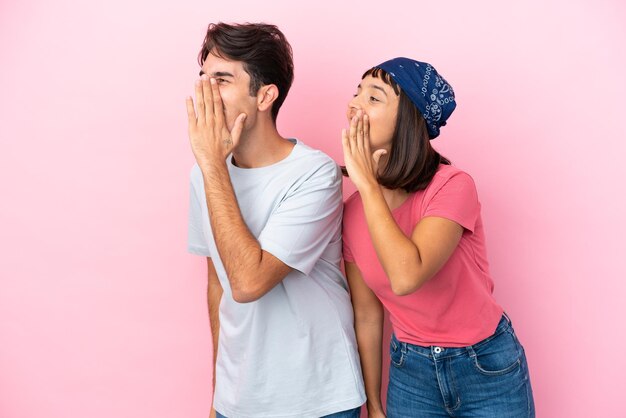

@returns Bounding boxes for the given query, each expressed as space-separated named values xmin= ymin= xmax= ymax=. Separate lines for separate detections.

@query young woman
xmin=341 ymin=57 xmax=535 ymax=417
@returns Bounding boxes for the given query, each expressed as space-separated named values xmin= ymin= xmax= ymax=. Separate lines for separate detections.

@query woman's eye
xmin=369 ymin=96 xmax=380 ymax=102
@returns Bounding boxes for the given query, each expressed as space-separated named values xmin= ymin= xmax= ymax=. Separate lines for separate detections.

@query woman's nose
xmin=347 ymin=97 xmax=360 ymax=119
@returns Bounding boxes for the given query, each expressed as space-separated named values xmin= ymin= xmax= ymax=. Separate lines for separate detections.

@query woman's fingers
xmin=342 ymin=128 xmax=349 ymax=149
xmin=349 ymin=114 xmax=358 ymax=148
xmin=356 ymin=113 xmax=365 ymax=153
xmin=372 ymin=149 xmax=388 ymax=167
xmin=363 ymin=114 xmax=371 ymax=154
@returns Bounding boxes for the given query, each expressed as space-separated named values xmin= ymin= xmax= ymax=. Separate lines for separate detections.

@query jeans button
xmin=434 ymin=347 xmax=443 ymax=354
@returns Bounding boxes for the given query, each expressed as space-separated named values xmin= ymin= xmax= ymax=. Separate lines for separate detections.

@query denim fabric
xmin=215 ymin=406 xmax=360 ymax=418
xmin=321 ymin=406 xmax=361 ymax=417
xmin=387 ymin=314 xmax=535 ymax=417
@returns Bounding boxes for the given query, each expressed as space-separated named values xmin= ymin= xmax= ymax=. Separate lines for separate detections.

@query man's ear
xmin=257 ymin=84 xmax=279 ymax=113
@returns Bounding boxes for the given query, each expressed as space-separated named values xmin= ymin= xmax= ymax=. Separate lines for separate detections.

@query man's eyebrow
xmin=198 ymin=70 xmax=235 ymax=77
xmin=212 ymin=71 xmax=234 ymax=78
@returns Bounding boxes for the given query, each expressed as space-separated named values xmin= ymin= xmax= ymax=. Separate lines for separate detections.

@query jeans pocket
xmin=470 ymin=329 xmax=522 ymax=376
xmin=390 ymin=337 xmax=405 ymax=368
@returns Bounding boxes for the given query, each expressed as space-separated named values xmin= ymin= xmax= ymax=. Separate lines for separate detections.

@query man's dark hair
xmin=343 ymin=67 xmax=451 ymax=193
xmin=198 ymin=22 xmax=294 ymax=123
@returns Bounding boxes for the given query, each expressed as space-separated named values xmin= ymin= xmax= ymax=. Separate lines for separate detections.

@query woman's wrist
xmin=366 ymin=399 xmax=384 ymax=414
xmin=358 ymin=179 xmax=382 ymax=199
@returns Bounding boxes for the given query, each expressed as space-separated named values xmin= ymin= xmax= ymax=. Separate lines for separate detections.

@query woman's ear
xmin=257 ymin=84 xmax=279 ymax=113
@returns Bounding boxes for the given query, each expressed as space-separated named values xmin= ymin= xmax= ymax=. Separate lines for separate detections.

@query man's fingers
xmin=210 ymin=78 xmax=226 ymax=130
xmin=186 ymin=96 xmax=197 ymax=125
xmin=230 ymin=113 xmax=247 ymax=148
xmin=202 ymin=76 xmax=214 ymax=124
xmin=195 ymin=80 xmax=205 ymax=124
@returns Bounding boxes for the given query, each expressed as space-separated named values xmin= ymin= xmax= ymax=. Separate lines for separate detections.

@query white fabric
xmin=188 ymin=139 xmax=365 ymax=418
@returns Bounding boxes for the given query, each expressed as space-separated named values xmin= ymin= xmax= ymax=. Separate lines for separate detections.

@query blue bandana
xmin=377 ymin=57 xmax=456 ymax=139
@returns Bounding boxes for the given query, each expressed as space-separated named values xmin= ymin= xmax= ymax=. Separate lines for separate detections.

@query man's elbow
xmin=230 ymin=276 xmax=267 ymax=303
xmin=231 ymin=285 xmax=262 ymax=303
xmin=229 ymin=267 xmax=289 ymax=303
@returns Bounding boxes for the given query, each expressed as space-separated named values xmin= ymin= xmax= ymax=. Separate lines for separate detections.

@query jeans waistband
xmin=391 ymin=313 xmax=512 ymax=360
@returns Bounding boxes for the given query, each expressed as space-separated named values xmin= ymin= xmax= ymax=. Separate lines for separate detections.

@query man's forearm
xmin=201 ymin=160 xmax=261 ymax=279
xmin=200 ymin=160 xmax=286 ymax=302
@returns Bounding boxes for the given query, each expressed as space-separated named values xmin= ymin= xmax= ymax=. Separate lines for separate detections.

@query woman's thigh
xmin=386 ymin=335 xmax=449 ymax=418
xmin=386 ymin=318 xmax=535 ymax=418
xmin=453 ymin=321 xmax=535 ymax=417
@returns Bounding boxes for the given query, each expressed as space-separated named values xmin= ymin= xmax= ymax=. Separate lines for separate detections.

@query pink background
xmin=1 ymin=0 xmax=625 ymax=417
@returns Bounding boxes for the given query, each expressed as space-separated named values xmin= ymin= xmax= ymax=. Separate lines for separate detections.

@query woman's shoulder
xmin=430 ymin=164 xmax=476 ymax=189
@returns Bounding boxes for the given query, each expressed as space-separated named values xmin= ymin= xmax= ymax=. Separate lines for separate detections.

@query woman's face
xmin=347 ymin=74 xmax=400 ymax=151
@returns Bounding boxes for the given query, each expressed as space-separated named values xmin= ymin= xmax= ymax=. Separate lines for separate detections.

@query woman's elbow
xmin=389 ymin=274 xmax=426 ymax=296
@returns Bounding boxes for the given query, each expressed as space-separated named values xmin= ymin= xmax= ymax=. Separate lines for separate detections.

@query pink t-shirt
xmin=343 ymin=165 xmax=503 ymax=347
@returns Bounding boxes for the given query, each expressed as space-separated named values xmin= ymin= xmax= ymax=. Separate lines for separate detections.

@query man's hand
xmin=186 ymin=75 xmax=247 ymax=166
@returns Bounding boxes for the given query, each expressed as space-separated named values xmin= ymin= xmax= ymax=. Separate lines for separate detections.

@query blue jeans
xmin=387 ymin=314 xmax=534 ymax=417
xmin=215 ymin=406 xmax=360 ymax=418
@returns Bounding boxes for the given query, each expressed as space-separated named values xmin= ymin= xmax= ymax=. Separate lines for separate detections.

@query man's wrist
xmin=199 ymin=156 xmax=228 ymax=176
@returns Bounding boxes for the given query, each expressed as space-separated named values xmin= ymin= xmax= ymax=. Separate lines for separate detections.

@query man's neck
xmin=231 ymin=119 xmax=294 ymax=169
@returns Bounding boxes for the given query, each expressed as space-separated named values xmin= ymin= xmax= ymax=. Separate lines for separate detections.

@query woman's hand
xmin=342 ymin=110 xmax=387 ymax=193
xmin=367 ymin=407 xmax=387 ymax=418
xmin=186 ymin=75 xmax=247 ymax=167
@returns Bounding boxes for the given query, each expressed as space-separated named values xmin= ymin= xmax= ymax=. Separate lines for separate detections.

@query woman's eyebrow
xmin=367 ymin=84 xmax=388 ymax=96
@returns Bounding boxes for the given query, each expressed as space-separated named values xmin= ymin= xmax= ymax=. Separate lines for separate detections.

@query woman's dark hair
xmin=198 ymin=22 xmax=294 ymax=123
xmin=343 ymin=67 xmax=450 ymax=193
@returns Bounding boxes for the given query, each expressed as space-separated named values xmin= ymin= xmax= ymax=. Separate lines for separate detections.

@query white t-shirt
xmin=188 ymin=139 xmax=365 ymax=418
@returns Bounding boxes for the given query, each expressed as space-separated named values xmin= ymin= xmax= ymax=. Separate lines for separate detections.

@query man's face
xmin=200 ymin=51 xmax=257 ymax=132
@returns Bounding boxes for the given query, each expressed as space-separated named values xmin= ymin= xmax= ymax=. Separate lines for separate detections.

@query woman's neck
xmin=380 ymin=187 xmax=410 ymax=211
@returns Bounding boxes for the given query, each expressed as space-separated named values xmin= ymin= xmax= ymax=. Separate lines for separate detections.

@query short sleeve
xmin=258 ymin=161 xmax=343 ymax=275
xmin=187 ymin=167 xmax=212 ymax=257
xmin=422 ymin=172 xmax=480 ymax=233
xmin=342 ymin=196 xmax=358 ymax=263
xmin=342 ymin=239 xmax=355 ymax=263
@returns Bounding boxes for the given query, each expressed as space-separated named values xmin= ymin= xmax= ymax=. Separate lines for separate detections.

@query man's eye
xmin=216 ymin=78 xmax=227 ymax=84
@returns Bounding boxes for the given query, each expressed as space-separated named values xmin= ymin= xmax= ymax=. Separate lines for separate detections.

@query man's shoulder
xmin=290 ymin=141 xmax=339 ymax=177
xmin=291 ymin=140 xmax=337 ymax=168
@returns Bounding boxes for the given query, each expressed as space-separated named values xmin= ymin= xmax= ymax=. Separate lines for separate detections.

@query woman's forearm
xmin=359 ymin=186 xmax=423 ymax=295
xmin=355 ymin=314 xmax=385 ymax=413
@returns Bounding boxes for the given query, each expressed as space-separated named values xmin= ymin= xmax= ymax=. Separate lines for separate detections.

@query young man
xmin=186 ymin=23 xmax=365 ymax=418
